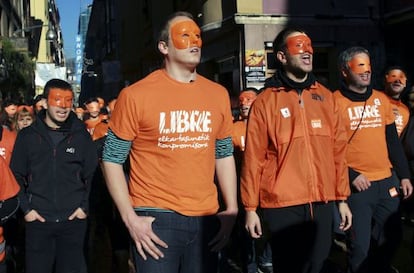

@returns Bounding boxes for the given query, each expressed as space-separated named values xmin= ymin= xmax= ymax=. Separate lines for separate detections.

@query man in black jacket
xmin=10 ymin=78 xmax=98 ymax=273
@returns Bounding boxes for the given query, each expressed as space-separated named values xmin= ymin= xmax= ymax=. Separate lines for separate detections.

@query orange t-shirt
xmin=109 ymin=69 xmax=234 ymax=216
xmin=334 ymin=89 xmax=395 ymax=181
xmin=84 ymin=115 xmax=104 ymax=136
xmin=92 ymin=121 xmax=109 ymax=141
xmin=0 ymin=155 xmax=19 ymax=200
xmin=386 ymin=97 xmax=410 ymax=136
xmin=0 ymin=126 xmax=16 ymax=165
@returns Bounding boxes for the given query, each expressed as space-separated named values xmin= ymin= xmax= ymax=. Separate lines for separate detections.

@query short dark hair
xmin=383 ymin=65 xmax=407 ymax=78
xmin=240 ymin=87 xmax=260 ymax=95
xmin=84 ymin=97 xmax=100 ymax=106
xmin=43 ymin=78 xmax=73 ymax=99
xmin=272 ymin=27 xmax=308 ymax=68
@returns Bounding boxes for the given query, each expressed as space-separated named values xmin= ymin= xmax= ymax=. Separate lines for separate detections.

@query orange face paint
xmin=239 ymin=91 xmax=257 ymax=107
xmin=286 ymin=34 xmax=313 ymax=55
xmin=348 ymin=55 xmax=371 ymax=74
xmin=170 ymin=20 xmax=202 ymax=49
xmin=47 ymin=89 xmax=73 ymax=108
xmin=385 ymin=69 xmax=407 ymax=86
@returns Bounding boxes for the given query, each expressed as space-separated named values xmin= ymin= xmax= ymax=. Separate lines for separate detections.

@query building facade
xmin=80 ymin=0 xmax=414 ymax=103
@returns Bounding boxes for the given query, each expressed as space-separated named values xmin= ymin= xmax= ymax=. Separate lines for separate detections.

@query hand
xmin=209 ymin=209 xmax=238 ymax=252
xmin=69 ymin=207 xmax=87 ymax=220
xmin=24 ymin=209 xmax=45 ymax=222
xmin=245 ymin=210 xmax=262 ymax=239
xmin=400 ymin=178 xmax=413 ymax=199
xmin=125 ymin=213 xmax=168 ymax=261
xmin=352 ymin=174 xmax=371 ymax=192
xmin=337 ymin=202 xmax=352 ymax=231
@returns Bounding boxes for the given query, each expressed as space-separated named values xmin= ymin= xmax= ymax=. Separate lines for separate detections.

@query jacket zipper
xmin=298 ymin=90 xmax=317 ymax=219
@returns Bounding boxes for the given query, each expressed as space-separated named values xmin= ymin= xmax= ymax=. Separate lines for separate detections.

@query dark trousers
xmin=346 ymin=174 xmax=401 ymax=273
xmin=132 ymin=211 xmax=219 ymax=273
xmin=263 ymin=202 xmax=334 ymax=273
xmin=25 ymin=219 xmax=87 ymax=273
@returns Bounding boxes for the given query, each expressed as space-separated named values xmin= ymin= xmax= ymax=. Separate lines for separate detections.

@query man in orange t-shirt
xmin=101 ymin=12 xmax=237 ymax=273
xmin=334 ymin=47 xmax=413 ymax=273
xmin=383 ymin=66 xmax=410 ymax=136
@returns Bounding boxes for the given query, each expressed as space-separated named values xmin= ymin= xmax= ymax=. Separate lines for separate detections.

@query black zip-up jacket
xmin=10 ymin=110 xmax=98 ymax=222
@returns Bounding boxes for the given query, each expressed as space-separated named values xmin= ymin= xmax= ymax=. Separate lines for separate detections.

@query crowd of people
xmin=0 ymin=10 xmax=413 ymax=273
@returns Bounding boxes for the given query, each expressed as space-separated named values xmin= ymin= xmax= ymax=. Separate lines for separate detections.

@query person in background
xmin=14 ymin=105 xmax=35 ymax=132
xmin=0 ymin=116 xmax=18 ymax=273
xmin=0 ymin=156 xmax=20 ymax=273
xmin=84 ymin=97 xmax=105 ymax=136
xmin=228 ymin=87 xmax=273 ymax=273
xmin=74 ymin=106 xmax=85 ymax=121
xmin=0 ymin=100 xmax=18 ymax=131
xmin=383 ymin=66 xmax=414 ymax=230
xmin=6 ymin=104 xmax=35 ymax=271
xmin=10 ymin=78 xmax=98 ymax=273
xmin=32 ymin=95 xmax=47 ymax=114
xmin=87 ymin=96 xmax=131 ymax=273
xmin=334 ymin=46 xmax=413 ymax=273
xmin=383 ymin=66 xmax=410 ymax=136
xmin=241 ymin=27 xmax=352 ymax=273
xmin=101 ymin=11 xmax=238 ymax=273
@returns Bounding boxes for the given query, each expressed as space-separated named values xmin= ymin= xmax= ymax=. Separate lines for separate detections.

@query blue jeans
xmin=132 ymin=210 xmax=220 ymax=273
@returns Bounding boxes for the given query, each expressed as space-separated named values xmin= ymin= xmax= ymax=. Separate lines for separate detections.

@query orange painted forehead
xmin=348 ymin=54 xmax=371 ymax=74
xmin=385 ymin=69 xmax=407 ymax=85
xmin=286 ymin=34 xmax=313 ymax=55
xmin=48 ymin=89 xmax=73 ymax=108
xmin=239 ymin=91 xmax=257 ymax=100
xmin=170 ymin=19 xmax=202 ymax=49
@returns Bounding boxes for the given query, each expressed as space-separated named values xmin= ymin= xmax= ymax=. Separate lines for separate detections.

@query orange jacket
xmin=241 ymin=82 xmax=350 ymax=210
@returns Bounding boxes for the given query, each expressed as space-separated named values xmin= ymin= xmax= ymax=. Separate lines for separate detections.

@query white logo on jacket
xmin=66 ymin=147 xmax=75 ymax=154
xmin=311 ymin=119 xmax=322 ymax=128
xmin=280 ymin=108 xmax=290 ymax=118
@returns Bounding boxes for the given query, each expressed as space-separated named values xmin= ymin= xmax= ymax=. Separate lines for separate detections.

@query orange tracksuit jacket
xmin=241 ymin=83 xmax=350 ymax=211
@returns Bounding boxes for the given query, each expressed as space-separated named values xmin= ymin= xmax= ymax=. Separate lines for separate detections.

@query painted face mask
xmin=286 ymin=34 xmax=313 ymax=55
xmin=47 ymin=89 xmax=73 ymax=108
xmin=170 ymin=20 xmax=202 ymax=49
xmin=239 ymin=91 xmax=257 ymax=107
xmin=385 ymin=69 xmax=407 ymax=86
xmin=348 ymin=56 xmax=371 ymax=74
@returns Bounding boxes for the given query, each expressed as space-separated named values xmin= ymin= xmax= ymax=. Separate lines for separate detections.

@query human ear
xmin=158 ymin=41 xmax=168 ymax=54
xmin=276 ymin=51 xmax=286 ymax=64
